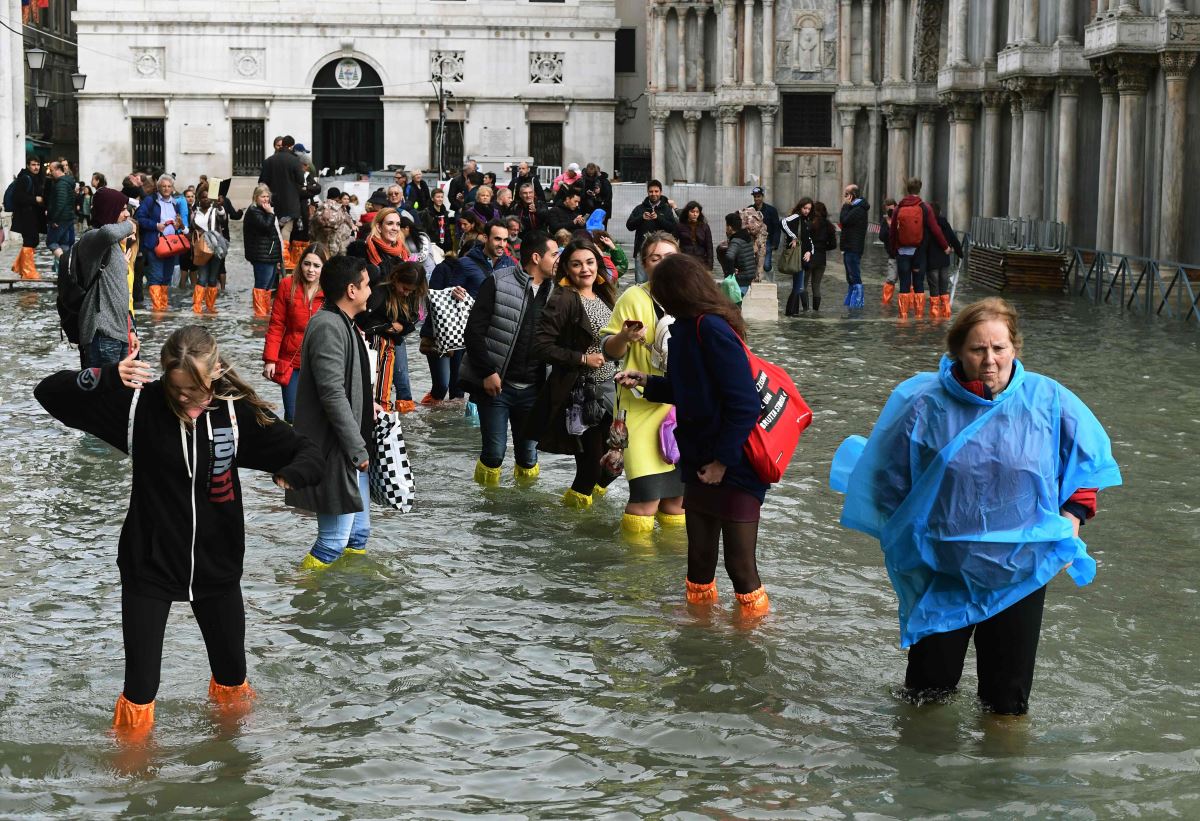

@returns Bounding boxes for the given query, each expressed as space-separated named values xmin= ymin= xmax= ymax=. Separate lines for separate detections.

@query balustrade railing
xmin=1065 ymin=249 xmax=1200 ymax=326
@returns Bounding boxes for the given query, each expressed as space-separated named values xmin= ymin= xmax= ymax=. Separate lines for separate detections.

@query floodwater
xmin=1 ymin=240 xmax=1197 ymax=818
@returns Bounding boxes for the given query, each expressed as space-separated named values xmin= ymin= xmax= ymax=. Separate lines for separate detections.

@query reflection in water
xmin=1 ymin=243 xmax=1198 ymax=816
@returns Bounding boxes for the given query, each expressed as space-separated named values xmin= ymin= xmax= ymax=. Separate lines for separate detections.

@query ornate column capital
xmin=917 ymin=105 xmax=941 ymax=125
xmin=1014 ymin=77 xmax=1054 ymax=111
xmin=882 ymin=104 xmax=915 ymax=129
xmin=718 ymin=105 xmax=743 ymax=124
xmin=1160 ymin=51 xmax=1199 ymax=81
xmin=981 ymin=90 xmax=1007 ymax=111
xmin=1057 ymin=77 xmax=1083 ymax=97
xmin=1112 ymin=54 xmax=1157 ymax=95
xmin=940 ymin=92 xmax=979 ymax=122
xmin=759 ymin=104 xmax=779 ymax=124
xmin=838 ymin=106 xmax=860 ymax=127
xmin=1090 ymin=58 xmax=1118 ymax=94
xmin=650 ymin=109 xmax=671 ymax=128
xmin=682 ymin=109 xmax=703 ymax=123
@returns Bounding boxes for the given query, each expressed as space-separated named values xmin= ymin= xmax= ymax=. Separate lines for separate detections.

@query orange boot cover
xmin=20 ymin=247 xmax=41 ymax=280
xmin=735 ymin=586 xmax=770 ymax=615
xmin=881 ymin=281 xmax=895 ymax=306
xmin=209 ymin=677 xmax=256 ymax=710
xmin=287 ymin=240 xmax=307 ymax=273
xmin=192 ymin=285 xmax=205 ymax=314
xmin=112 ymin=693 xmax=155 ymax=743
xmin=252 ymin=288 xmax=271 ymax=318
xmin=149 ymin=284 xmax=170 ymax=312
xmin=686 ymin=579 xmax=718 ymax=605
xmin=940 ymin=294 xmax=952 ymax=318
xmin=897 ymin=292 xmax=911 ymax=319
xmin=915 ymin=292 xmax=927 ymax=318
xmin=928 ymin=293 xmax=941 ymax=319
xmin=204 ymin=286 xmax=219 ymax=314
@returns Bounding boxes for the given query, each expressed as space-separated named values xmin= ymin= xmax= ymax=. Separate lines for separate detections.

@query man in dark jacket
xmin=458 ymin=219 xmax=518 ymax=295
xmin=258 ymin=135 xmax=305 ymax=250
xmin=548 ymin=191 xmax=587 ymax=235
xmin=460 ymin=231 xmax=558 ymax=486
xmin=513 ymin=182 xmax=550 ymax=238
xmin=579 ymin=162 xmax=613 ymax=227
xmin=838 ymin=183 xmax=870 ymax=308
xmin=45 ymin=160 xmax=78 ymax=273
xmin=448 ymin=159 xmax=477 ymax=210
xmin=508 ymin=161 xmax=546 ymax=203
xmin=625 ymin=179 xmax=678 ymax=283
xmin=718 ymin=212 xmax=758 ymax=296
xmin=749 ymin=187 xmax=782 ymax=273
xmin=422 ymin=188 xmax=456 ymax=254
xmin=8 ymin=156 xmax=44 ymax=279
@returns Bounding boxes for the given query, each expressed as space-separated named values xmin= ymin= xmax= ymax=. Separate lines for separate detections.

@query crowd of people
xmin=11 ymin=140 xmax=1117 ymax=746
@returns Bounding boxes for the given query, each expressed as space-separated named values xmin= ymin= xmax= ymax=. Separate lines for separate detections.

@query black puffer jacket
xmin=839 ymin=198 xmax=870 ymax=254
xmin=719 ymin=230 xmax=758 ymax=288
xmin=243 ymin=205 xmax=282 ymax=264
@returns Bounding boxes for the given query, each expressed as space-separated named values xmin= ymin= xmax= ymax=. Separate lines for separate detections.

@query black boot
xmin=799 ymin=292 xmax=810 ymax=311
xmin=785 ymin=293 xmax=800 ymax=316
xmin=812 ymin=296 xmax=821 ymax=312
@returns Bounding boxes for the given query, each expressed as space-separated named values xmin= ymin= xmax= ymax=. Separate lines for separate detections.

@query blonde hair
xmin=252 ymin=183 xmax=272 ymax=204
xmin=369 ymin=207 xmax=405 ymax=243
xmin=639 ymin=230 xmax=680 ymax=264
xmin=946 ymin=297 xmax=1023 ymax=360
xmin=161 ymin=325 xmax=275 ymax=427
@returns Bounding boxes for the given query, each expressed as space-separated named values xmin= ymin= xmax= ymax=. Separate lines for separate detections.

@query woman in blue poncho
xmin=831 ymin=298 xmax=1121 ymax=714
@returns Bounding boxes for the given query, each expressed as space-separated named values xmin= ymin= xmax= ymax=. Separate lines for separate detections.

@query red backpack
xmin=697 ymin=317 xmax=812 ymax=483
xmin=895 ymin=201 xmax=926 ymax=247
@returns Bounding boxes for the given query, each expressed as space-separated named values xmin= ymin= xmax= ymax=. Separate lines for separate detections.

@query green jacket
xmin=47 ymin=174 xmax=76 ymax=224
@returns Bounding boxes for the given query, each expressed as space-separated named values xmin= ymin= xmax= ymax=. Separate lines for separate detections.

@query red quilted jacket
xmin=262 ymin=276 xmax=325 ymax=385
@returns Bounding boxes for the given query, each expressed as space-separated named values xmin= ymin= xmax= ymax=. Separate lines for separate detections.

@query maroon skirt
xmin=683 ymin=481 xmax=762 ymax=523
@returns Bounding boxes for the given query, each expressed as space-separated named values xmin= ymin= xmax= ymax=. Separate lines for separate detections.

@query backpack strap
xmin=127 ymin=388 xmax=142 ymax=456
xmin=226 ymin=398 xmax=239 ymax=456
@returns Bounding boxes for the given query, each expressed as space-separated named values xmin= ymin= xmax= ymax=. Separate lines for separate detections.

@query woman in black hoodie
xmin=35 ymin=325 xmax=322 ymax=742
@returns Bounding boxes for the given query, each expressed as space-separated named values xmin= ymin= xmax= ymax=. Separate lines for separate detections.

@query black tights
xmin=121 ymin=585 xmax=247 ymax=705
xmin=903 ymin=585 xmax=1046 ymax=715
xmin=684 ymin=511 xmax=762 ymax=594
xmin=570 ymin=420 xmax=616 ymax=495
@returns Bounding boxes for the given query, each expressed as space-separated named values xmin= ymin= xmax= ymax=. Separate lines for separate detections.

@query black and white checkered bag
xmin=369 ymin=411 xmax=415 ymax=512
xmin=426 ymin=288 xmax=473 ymax=356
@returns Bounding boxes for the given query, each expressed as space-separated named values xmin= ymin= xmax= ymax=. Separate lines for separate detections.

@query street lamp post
xmin=71 ymin=72 xmax=86 ymax=93
xmin=25 ymin=46 xmax=49 ymax=138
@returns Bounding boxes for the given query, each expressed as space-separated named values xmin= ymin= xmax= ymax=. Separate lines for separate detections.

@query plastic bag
xmin=721 ymin=274 xmax=743 ymax=305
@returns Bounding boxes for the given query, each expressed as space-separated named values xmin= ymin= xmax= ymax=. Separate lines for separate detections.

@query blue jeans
xmin=280 ymin=369 xmax=300 ymax=424
xmin=146 ymin=253 xmax=178 ymax=286
xmin=764 ymin=244 xmax=775 ymax=273
xmin=310 ymin=469 xmax=371 ymax=564
xmin=843 ymin=251 xmax=863 ymax=287
xmin=426 ymin=349 xmax=465 ymax=400
xmin=197 ymin=256 xmax=221 ymax=287
xmin=252 ymin=262 xmax=278 ymax=290
xmin=896 ymin=253 xmax=924 ymax=293
xmin=392 ymin=336 xmax=412 ymax=402
xmin=47 ymin=222 xmax=76 ymax=253
xmin=790 ymin=269 xmax=807 ymax=296
xmin=85 ymin=333 xmax=128 ymax=368
xmin=474 ymin=382 xmax=539 ymax=470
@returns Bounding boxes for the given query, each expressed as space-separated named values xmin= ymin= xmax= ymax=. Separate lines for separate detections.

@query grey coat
xmin=285 ymin=307 xmax=370 ymax=515
xmin=78 ymin=221 xmax=135 ymax=347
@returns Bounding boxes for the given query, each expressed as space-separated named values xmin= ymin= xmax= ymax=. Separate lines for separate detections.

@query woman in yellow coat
xmin=601 ymin=231 xmax=686 ymax=535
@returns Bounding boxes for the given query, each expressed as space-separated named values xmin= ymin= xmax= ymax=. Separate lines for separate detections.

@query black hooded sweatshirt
xmin=35 ymin=364 xmax=323 ymax=601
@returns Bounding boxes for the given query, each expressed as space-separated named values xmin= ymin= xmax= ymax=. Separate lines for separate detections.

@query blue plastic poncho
xmin=831 ymin=355 xmax=1122 ymax=648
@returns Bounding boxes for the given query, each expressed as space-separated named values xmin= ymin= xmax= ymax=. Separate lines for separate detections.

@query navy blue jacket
xmin=644 ymin=314 xmax=767 ymax=501
xmin=755 ymin=202 xmax=782 ymax=249
xmin=458 ymin=243 xmax=517 ymax=299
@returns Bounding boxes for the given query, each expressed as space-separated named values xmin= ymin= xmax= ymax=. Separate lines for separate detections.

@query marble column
xmin=763 ymin=0 xmax=776 ymax=83
xmin=948 ymin=94 xmax=978 ymax=233
xmin=761 ymin=105 xmax=778 ymax=189
xmin=651 ymin=110 xmax=669 ymax=183
xmin=867 ymin=107 xmax=882 ymax=207
xmin=1007 ymin=90 xmax=1023 ymax=216
xmin=1056 ymin=0 xmax=1075 ymax=44
xmin=1116 ymin=0 xmax=1138 ymax=15
xmin=1022 ymin=0 xmax=1039 ymax=44
xmin=1054 ymin=79 xmax=1080 ymax=241
xmin=885 ymin=0 xmax=904 ymax=82
xmin=917 ymin=107 xmax=937 ymax=196
xmin=647 ymin=6 xmax=658 ymax=89
xmin=839 ymin=107 xmax=859 ymax=184
xmin=983 ymin=0 xmax=998 ymax=65
xmin=884 ymin=105 xmax=915 ymax=198
xmin=677 ymin=9 xmax=687 ymax=91
xmin=656 ymin=9 xmax=668 ymax=94
xmin=1018 ymin=78 xmax=1052 ymax=219
xmin=839 ymin=0 xmax=853 ymax=84
xmin=696 ymin=13 xmax=706 ymax=90
xmin=980 ymin=91 xmax=1005 ymax=217
xmin=1006 ymin=0 xmax=1019 ymax=45
xmin=862 ymin=0 xmax=874 ymax=83
xmin=1112 ymin=55 xmax=1154 ymax=256
xmin=742 ymin=0 xmax=755 ymax=84
xmin=720 ymin=105 xmax=742 ymax=185
xmin=720 ymin=1 xmax=736 ymax=86
xmin=949 ymin=0 xmax=969 ymax=66
xmin=1159 ymin=52 xmax=1196 ymax=261
xmin=683 ymin=110 xmax=702 ymax=182
xmin=1094 ymin=61 xmax=1118 ymax=251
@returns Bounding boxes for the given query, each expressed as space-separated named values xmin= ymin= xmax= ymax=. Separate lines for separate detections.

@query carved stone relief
xmin=792 ymin=11 xmax=824 ymax=73
xmin=132 ymin=47 xmax=164 ymax=80
xmin=431 ymin=51 xmax=465 ymax=83
xmin=912 ymin=0 xmax=943 ymax=83
xmin=529 ymin=52 xmax=564 ymax=84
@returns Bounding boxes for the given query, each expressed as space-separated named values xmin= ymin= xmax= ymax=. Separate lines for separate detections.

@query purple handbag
xmin=658 ymin=406 xmax=680 ymax=465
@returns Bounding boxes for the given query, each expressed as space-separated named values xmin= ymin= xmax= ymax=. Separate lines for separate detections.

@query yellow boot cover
xmin=474 ymin=459 xmax=502 ymax=486
xmin=513 ymin=462 xmax=540 ymax=483
xmin=620 ymin=513 xmax=656 ymax=534
xmin=562 ymin=488 xmax=593 ymax=509
xmin=299 ymin=552 xmax=332 ymax=571
xmin=113 ymin=693 xmax=155 ymax=742
xmin=209 ymin=677 xmax=256 ymax=707
xmin=686 ymin=579 xmax=718 ymax=604
xmin=343 ymin=546 xmax=367 ymax=555
xmin=656 ymin=511 xmax=686 ymax=528
xmin=735 ymin=586 xmax=770 ymax=615
xmin=591 ymin=484 xmax=608 ymax=497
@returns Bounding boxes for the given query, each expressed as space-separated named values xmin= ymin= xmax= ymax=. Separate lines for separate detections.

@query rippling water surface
xmin=1 ymin=244 xmax=1197 ymax=818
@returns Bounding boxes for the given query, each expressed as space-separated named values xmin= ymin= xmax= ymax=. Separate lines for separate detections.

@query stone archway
xmin=312 ymin=57 xmax=384 ymax=172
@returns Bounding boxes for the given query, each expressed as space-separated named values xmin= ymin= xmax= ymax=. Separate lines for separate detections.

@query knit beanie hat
xmin=91 ymin=187 xmax=129 ymax=227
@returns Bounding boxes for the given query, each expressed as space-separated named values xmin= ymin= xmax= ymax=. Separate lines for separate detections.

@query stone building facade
xmin=72 ymin=0 xmax=619 ymax=182
xmin=645 ymin=0 xmax=1200 ymax=262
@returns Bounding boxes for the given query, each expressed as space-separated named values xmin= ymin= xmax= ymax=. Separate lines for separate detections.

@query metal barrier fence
xmin=970 ymin=216 xmax=1068 ymax=254
xmin=1066 ymin=249 xmax=1200 ymax=326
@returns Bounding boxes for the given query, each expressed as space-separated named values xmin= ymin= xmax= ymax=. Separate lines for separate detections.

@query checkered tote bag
xmin=369 ymin=411 xmax=415 ymax=512
xmin=426 ymin=288 xmax=473 ymax=355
